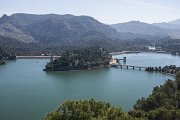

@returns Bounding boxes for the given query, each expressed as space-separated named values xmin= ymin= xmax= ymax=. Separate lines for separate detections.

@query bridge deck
xmin=111 ymin=64 xmax=147 ymax=70
xmin=118 ymin=64 xmax=147 ymax=68
xmin=16 ymin=56 xmax=61 ymax=59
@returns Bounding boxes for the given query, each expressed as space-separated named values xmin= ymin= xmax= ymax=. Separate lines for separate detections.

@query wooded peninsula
xmin=44 ymin=47 xmax=112 ymax=71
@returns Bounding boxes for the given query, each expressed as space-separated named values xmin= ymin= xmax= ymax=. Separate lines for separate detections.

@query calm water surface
xmin=0 ymin=53 xmax=179 ymax=120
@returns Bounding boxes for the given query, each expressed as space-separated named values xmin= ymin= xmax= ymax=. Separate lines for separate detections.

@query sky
xmin=0 ymin=0 xmax=180 ymax=24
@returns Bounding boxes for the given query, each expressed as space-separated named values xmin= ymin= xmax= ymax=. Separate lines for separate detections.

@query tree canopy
xmin=0 ymin=47 xmax=16 ymax=65
xmin=44 ymin=47 xmax=112 ymax=71
xmin=44 ymin=99 xmax=144 ymax=120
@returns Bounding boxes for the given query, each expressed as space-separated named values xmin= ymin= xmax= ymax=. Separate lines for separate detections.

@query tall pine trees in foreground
xmin=44 ymin=99 xmax=143 ymax=120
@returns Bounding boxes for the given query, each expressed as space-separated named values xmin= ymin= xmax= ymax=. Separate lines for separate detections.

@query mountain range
xmin=153 ymin=20 xmax=180 ymax=39
xmin=112 ymin=19 xmax=180 ymax=39
xmin=0 ymin=13 xmax=180 ymax=54
xmin=111 ymin=21 xmax=167 ymax=37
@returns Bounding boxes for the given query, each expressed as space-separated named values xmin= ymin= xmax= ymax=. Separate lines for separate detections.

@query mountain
xmin=153 ymin=22 xmax=180 ymax=30
xmin=0 ymin=13 xmax=155 ymax=54
xmin=111 ymin=21 xmax=168 ymax=38
xmin=169 ymin=19 xmax=180 ymax=25
xmin=0 ymin=13 xmax=122 ymax=44
xmin=0 ymin=13 xmax=124 ymax=54
xmin=0 ymin=14 xmax=36 ymax=42
xmin=0 ymin=35 xmax=44 ymax=55
xmin=153 ymin=22 xmax=180 ymax=39
xmin=2 ymin=13 xmax=179 ymax=55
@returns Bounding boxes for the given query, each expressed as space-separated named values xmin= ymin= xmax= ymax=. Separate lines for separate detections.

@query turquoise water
xmin=114 ymin=52 xmax=180 ymax=67
xmin=0 ymin=53 xmax=179 ymax=120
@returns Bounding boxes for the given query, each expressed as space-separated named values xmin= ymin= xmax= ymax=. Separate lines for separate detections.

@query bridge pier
xmin=123 ymin=57 xmax=126 ymax=63
xmin=120 ymin=65 xmax=122 ymax=68
xmin=112 ymin=63 xmax=146 ymax=71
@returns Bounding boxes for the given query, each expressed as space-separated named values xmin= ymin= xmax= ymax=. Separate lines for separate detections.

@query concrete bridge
xmin=16 ymin=56 xmax=61 ymax=59
xmin=117 ymin=64 xmax=147 ymax=70
xmin=110 ymin=57 xmax=147 ymax=70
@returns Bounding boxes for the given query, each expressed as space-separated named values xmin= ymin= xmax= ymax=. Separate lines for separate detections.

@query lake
xmin=0 ymin=52 xmax=179 ymax=120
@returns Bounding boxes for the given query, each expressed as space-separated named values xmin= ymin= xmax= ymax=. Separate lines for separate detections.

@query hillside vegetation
xmin=0 ymin=13 xmax=176 ymax=55
xmin=0 ymin=47 xmax=16 ymax=65
xmin=157 ymin=39 xmax=180 ymax=54
xmin=44 ymin=47 xmax=112 ymax=71
xmin=44 ymin=99 xmax=144 ymax=120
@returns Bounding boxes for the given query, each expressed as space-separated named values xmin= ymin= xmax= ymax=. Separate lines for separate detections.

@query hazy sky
xmin=0 ymin=0 xmax=180 ymax=24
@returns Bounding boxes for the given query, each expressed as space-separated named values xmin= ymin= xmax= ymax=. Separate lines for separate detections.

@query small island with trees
xmin=44 ymin=47 xmax=112 ymax=71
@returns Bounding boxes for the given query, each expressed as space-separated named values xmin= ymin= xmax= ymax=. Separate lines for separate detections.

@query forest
xmin=157 ymin=39 xmax=180 ymax=55
xmin=44 ymin=47 xmax=112 ymax=71
xmin=0 ymin=47 xmax=16 ymax=65
xmin=145 ymin=65 xmax=180 ymax=75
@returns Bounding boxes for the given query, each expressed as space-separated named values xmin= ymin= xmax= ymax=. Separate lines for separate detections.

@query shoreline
xmin=0 ymin=61 xmax=6 ymax=65
xmin=109 ymin=51 xmax=140 ymax=55
xmin=111 ymin=51 xmax=179 ymax=56
xmin=16 ymin=55 xmax=61 ymax=59
xmin=15 ymin=51 xmax=179 ymax=59
xmin=148 ymin=71 xmax=176 ymax=77
xmin=43 ymin=65 xmax=111 ymax=72
xmin=44 ymin=67 xmax=111 ymax=72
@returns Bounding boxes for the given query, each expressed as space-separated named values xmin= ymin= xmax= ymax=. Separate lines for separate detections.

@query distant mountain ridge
xmin=0 ymin=13 xmax=122 ymax=44
xmin=111 ymin=21 xmax=168 ymax=38
xmin=0 ymin=13 xmax=180 ymax=55
xmin=0 ymin=13 xmax=158 ymax=54
xmin=0 ymin=13 xmax=174 ymax=45
xmin=0 ymin=14 xmax=36 ymax=42
xmin=169 ymin=19 xmax=180 ymax=25
xmin=153 ymin=20 xmax=180 ymax=39
xmin=112 ymin=20 xmax=180 ymax=39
